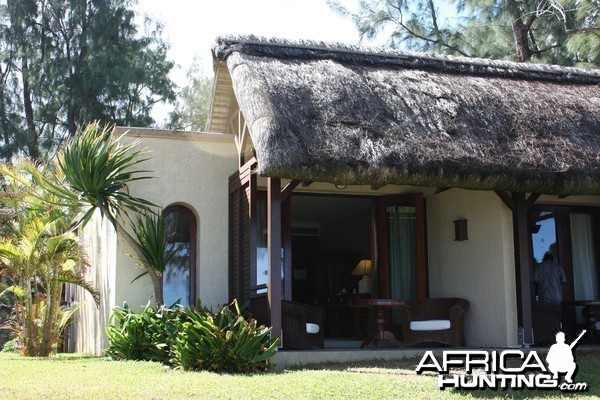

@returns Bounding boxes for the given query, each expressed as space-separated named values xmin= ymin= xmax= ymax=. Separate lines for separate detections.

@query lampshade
xmin=352 ymin=259 xmax=373 ymax=276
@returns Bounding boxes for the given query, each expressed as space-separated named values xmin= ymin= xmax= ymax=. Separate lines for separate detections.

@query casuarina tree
xmin=0 ymin=0 xmax=176 ymax=161
xmin=329 ymin=0 xmax=600 ymax=66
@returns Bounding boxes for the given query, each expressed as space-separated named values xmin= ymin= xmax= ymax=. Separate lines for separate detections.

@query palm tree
xmin=0 ymin=162 xmax=99 ymax=356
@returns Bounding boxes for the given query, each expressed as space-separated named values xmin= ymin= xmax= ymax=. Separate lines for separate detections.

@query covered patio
xmin=207 ymin=36 xmax=600 ymax=349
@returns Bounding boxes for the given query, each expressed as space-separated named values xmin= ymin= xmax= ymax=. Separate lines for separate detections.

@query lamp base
xmin=358 ymin=276 xmax=372 ymax=294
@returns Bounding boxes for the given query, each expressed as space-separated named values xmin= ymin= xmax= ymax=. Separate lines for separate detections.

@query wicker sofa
xmin=281 ymin=300 xmax=325 ymax=349
xmin=396 ymin=298 xmax=469 ymax=347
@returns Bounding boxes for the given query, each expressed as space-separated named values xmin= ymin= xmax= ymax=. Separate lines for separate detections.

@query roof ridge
xmin=213 ymin=35 xmax=600 ymax=83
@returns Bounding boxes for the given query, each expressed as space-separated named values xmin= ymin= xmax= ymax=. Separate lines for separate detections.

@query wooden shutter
xmin=228 ymin=158 xmax=257 ymax=304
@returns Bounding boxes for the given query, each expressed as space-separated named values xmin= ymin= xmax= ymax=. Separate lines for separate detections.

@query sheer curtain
xmin=570 ymin=214 xmax=599 ymax=301
xmin=570 ymin=214 xmax=599 ymax=324
xmin=388 ymin=205 xmax=416 ymax=300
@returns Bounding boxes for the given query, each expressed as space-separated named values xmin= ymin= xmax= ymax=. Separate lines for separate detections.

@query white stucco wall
xmin=113 ymin=130 xmax=238 ymax=311
xmin=427 ymin=189 xmax=518 ymax=347
xmin=72 ymin=210 xmax=117 ymax=353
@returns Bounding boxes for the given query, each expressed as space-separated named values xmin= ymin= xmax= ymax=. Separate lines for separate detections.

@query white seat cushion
xmin=306 ymin=323 xmax=320 ymax=334
xmin=410 ymin=319 xmax=451 ymax=331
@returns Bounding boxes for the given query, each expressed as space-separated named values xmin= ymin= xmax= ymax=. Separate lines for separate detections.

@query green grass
xmin=0 ymin=350 xmax=599 ymax=399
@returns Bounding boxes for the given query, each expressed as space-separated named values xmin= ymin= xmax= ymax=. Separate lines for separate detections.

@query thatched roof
xmin=212 ymin=36 xmax=600 ymax=195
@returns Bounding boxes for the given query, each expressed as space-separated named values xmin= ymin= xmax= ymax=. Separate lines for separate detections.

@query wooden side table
xmin=350 ymin=299 xmax=408 ymax=348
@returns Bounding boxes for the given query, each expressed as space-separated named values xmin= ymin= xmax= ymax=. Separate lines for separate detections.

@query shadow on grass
xmin=286 ymin=356 xmax=422 ymax=372
xmin=0 ymin=352 xmax=104 ymax=362
xmin=452 ymin=350 xmax=600 ymax=399
xmin=287 ymin=350 xmax=600 ymax=398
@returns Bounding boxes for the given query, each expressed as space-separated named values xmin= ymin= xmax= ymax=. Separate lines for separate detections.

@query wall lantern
xmin=453 ymin=219 xmax=468 ymax=241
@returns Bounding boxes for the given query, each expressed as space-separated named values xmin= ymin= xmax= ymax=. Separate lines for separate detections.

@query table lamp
xmin=352 ymin=259 xmax=373 ymax=294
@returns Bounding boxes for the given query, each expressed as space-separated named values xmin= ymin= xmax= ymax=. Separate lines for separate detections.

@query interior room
xmin=290 ymin=194 xmax=373 ymax=339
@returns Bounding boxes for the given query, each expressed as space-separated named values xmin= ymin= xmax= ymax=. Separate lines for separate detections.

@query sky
xmin=135 ymin=0 xmax=364 ymax=85
xmin=133 ymin=0 xmax=367 ymax=122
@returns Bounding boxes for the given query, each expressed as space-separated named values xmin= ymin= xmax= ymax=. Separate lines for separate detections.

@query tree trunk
xmin=505 ymin=0 xmax=533 ymax=62
xmin=147 ymin=268 xmax=164 ymax=305
xmin=21 ymin=57 xmax=40 ymax=160
xmin=40 ymin=271 xmax=62 ymax=356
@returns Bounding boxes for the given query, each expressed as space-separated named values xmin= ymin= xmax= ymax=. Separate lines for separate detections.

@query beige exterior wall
xmin=427 ymin=189 xmax=518 ymax=347
xmin=73 ymin=129 xmax=237 ymax=353
xmin=115 ymin=129 xmax=238 ymax=311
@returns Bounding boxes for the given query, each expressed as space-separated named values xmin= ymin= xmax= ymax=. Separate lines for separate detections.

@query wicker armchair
xmin=281 ymin=300 xmax=325 ymax=349
xmin=396 ymin=298 xmax=469 ymax=347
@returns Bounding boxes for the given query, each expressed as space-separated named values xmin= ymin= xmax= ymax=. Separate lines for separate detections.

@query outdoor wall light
xmin=334 ymin=184 xmax=347 ymax=190
xmin=453 ymin=219 xmax=468 ymax=241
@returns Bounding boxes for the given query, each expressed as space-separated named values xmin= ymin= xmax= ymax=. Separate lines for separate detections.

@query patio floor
xmin=272 ymin=339 xmax=444 ymax=369
xmin=272 ymin=338 xmax=600 ymax=370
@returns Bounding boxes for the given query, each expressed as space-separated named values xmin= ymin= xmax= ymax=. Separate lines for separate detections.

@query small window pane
xmin=163 ymin=209 xmax=193 ymax=306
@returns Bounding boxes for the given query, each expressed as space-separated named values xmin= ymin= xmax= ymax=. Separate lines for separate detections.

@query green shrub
xmin=105 ymin=300 xmax=279 ymax=373
xmin=171 ymin=300 xmax=279 ymax=373
xmin=1 ymin=338 xmax=20 ymax=353
xmin=105 ymin=303 xmax=185 ymax=363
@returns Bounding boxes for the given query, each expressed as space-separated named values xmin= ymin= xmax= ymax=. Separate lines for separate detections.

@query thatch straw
xmin=213 ymin=36 xmax=600 ymax=195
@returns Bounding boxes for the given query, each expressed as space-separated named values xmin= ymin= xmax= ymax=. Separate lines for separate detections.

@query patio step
xmin=272 ymin=347 xmax=429 ymax=370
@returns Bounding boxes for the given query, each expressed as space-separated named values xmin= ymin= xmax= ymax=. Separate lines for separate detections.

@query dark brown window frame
xmin=163 ymin=204 xmax=198 ymax=305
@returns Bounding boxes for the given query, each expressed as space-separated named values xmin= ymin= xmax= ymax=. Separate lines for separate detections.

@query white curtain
xmin=570 ymin=214 xmax=599 ymax=301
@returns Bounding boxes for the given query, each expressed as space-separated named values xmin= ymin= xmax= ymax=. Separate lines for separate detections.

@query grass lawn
xmin=1 ymin=350 xmax=599 ymax=399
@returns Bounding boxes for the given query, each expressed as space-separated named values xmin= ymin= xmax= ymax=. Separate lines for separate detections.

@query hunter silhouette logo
xmin=546 ymin=330 xmax=585 ymax=384
xmin=416 ymin=330 xmax=588 ymax=392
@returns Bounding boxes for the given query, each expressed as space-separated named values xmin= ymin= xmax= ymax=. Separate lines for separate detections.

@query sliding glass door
xmin=530 ymin=206 xmax=600 ymax=330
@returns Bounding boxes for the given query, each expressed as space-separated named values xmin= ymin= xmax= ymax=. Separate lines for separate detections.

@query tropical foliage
xmin=104 ymin=302 xmax=182 ymax=363
xmin=105 ymin=300 xmax=279 ymax=373
xmin=329 ymin=0 xmax=600 ymax=66
xmin=56 ymin=122 xmax=154 ymax=229
xmin=129 ymin=212 xmax=176 ymax=305
xmin=0 ymin=121 xmax=171 ymax=355
xmin=0 ymin=161 xmax=98 ymax=356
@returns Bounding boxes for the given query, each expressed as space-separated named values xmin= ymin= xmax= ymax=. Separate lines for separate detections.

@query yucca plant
xmin=56 ymin=121 xmax=154 ymax=228
xmin=129 ymin=212 xmax=176 ymax=305
xmin=54 ymin=122 xmax=166 ymax=303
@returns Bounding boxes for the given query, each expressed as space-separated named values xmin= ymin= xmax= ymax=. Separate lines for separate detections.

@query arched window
xmin=163 ymin=205 xmax=197 ymax=306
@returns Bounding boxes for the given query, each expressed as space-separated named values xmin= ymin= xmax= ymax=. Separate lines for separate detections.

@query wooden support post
xmin=496 ymin=191 xmax=539 ymax=346
xmin=513 ymin=192 xmax=534 ymax=345
xmin=267 ymin=177 xmax=282 ymax=342
xmin=283 ymin=196 xmax=292 ymax=301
